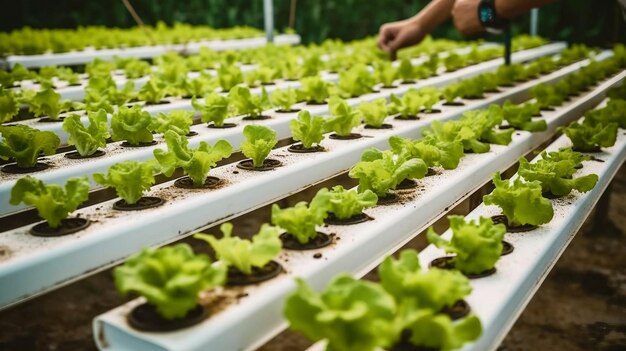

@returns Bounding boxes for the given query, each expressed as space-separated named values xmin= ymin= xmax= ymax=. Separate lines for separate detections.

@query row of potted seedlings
xmin=84 ymin=52 xmax=626 ymax=346
xmin=5 ymin=49 xmax=623 ymax=237
xmin=0 ymin=43 xmax=594 ymax=179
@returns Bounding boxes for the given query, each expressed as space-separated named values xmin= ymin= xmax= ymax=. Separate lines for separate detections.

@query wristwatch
xmin=478 ymin=0 xmax=508 ymax=34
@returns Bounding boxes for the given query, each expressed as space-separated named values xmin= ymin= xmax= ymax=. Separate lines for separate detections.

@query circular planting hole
xmin=30 ymin=218 xmax=90 ymax=237
xmin=288 ymin=144 xmax=325 ymax=153
xmin=128 ymin=303 xmax=207 ymax=332
xmin=2 ymin=162 xmax=49 ymax=174
xmin=113 ymin=197 xmax=165 ymax=211
xmin=490 ymin=215 xmax=537 ymax=233
xmin=429 ymin=256 xmax=496 ymax=279
xmin=226 ymin=261 xmax=283 ymax=286
xmin=324 ymin=212 xmax=371 ymax=226
xmin=174 ymin=176 xmax=222 ymax=190
xmin=280 ymin=232 xmax=332 ymax=250
xmin=237 ymin=159 xmax=282 ymax=171
xmin=65 ymin=149 xmax=106 ymax=159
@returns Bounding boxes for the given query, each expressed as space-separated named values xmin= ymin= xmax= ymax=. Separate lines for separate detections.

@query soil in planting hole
xmin=144 ymin=100 xmax=170 ymax=106
xmin=324 ymin=212 xmax=372 ymax=225
xmin=429 ymin=256 xmax=497 ymax=279
xmin=186 ymin=131 xmax=198 ymax=137
xmin=329 ymin=133 xmax=362 ymax=140
xmin=426 ymin=168 xmax=438 ymax=177
xmin=242 ymin=115 xmax=271 ymax=121
xmin=113 ymin=197 xmax=165 ymax=211
xmin=501 ymin=240 xmax=515 ymax=256
xmin=377 ymin=193 xmax=400 ymax=205
xmin=280 ymin=232 xmax=332 ymax=250
xmin=396 ymin=179 xmax=418 ymax=190
xmin=121 ymin=140 xmax=158 ymax=147
xmin=30 ymin=218 xmax=90 ymax=237
xmin=574 ymin=146 xmax=602 ymax=153
xmin=491 ymin=215 xmax=537 ymax=233
xmin=306 ymin=100 xmax=327 ymax=106
xmin=127 ymin=303 xmax=207 ymax=332
xmin=389 ymin=330 xmax=439 ymax=351
xmin=287 ymin=144 xmax=325 ymax=153
xmin=421 ymin=108 xmax=442 ymax=114
xmin=401 ymin=80 xmax=416 ymax=85
xmin=394 ymin=115 xmax=420 ymax=121
xmin=174 ymin=176 xmax=222 ymax=190
xmin=441 ymin=299 xmax=471 ymax=320
xmin=590 ymin=156 xmax=605 ymax=163
xmin=38 ymin=117 xmax=65 ymax=123
xmin=208 ymin=122 xmax=237 ymax=129
xmin=2 ymin=162 xmax=49 ymax=174
xmin=226 ymin=261 xmax=282 ymax=286
xmin=64 ymin=149 xmax=106 ymax=160
xmin=381 ymin=85 xmax=397 ymax=89
xmin=276 ymin=108 xmax=301 ymax=113
xmin=443 ymin=101 xmax=465 ymax=106
xmin=364 ymin=123 xmax=393 ymax=129
xmin=237 ymin=159 xmax=282 ymax=171
xmin=543 ymin=191 xmax=565 ymax=200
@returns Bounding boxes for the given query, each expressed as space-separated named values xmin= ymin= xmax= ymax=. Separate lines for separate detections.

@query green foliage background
xmin=1 ymin=0 xmax=624 ymax=45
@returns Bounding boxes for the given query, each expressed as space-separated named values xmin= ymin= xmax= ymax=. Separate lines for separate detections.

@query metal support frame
xmin=263 ymin=0 xmax=274 ymax=43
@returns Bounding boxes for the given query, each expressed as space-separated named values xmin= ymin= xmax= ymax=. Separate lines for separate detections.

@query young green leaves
xmin=62 ymin=109 xmax=110 ymax=157
xmin=10 ymin=176 xmax=90 ymax=228
xmin=270 ymin=88 xmax=299 ymax=112
xmin=28 ymin=87 xmax=75 ymax=120
xmin=154 ymin=131 xmax=232 ymax=186
xmin=349 ymin=148 xmax=428 ymax=197
xmin=93 ymin=160 xmax=159 ymax=205
xmin=337 ymin=64 xmax=376 ymax=98
xmin=559 ymin=121 xmax=618 ymax=152
xmin=426 ymin=216 xmax=506 ymax=274
xmin=299 ymin=76 xmax=330 ymax=104
xmin=194 ymin=223 xmax=281 ymax=275
xmin=152 ymin=110 xmax=194 ymax=136
xmin=518 ymin=156 xmax=598 ymax=197
xmin=501 ymin=101 xmax=547 ymax=132
xmin=0 ymin=125 xmax=60 ymax=168
xmin=358 ymin=98 xmax=389 ymax=128
xmin=0 ymin=88 xmax=19 ymax=123
xmin=114 ymin=244 xmax=226 ymax=319
xmin=271 ymin=201 xmax=326 ymax=244
xmin=311 ymin=185 xmax=378 ymax=220
xmin=483 ymin=172 xmax=554 ymax=227
xmin=229 ymin=86 xmax=270 ymax=119
xmin=240 ymin=125 xmax=277 ymax=168
xmin=191 ymin=93 xmax=230 ymax=127
xmin=324 ymin=96 xmax=362 ymax=137
xmin=110 ymin=105 xmax=154 ymax=145
xmin=290 ymin=110 xmax=325 ymax=149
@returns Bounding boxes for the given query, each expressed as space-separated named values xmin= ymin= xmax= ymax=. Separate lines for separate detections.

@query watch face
xmin=480 ymin=7 xmax=494 ymax=23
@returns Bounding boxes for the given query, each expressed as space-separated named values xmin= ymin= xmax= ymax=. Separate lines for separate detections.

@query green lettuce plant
xmin=310 ymin=185 xmax=378 ymax=220
xmin=93 ymin=160 xmax=159 ymax=205
xmin=137 ymin=78 xmax=167 ymax=104
xmin=110 ymin=105 xmax=155 ymax=145
xmin=290 ymin=110 xmax=325 ymax=149
xmin=349 ymin=148 xmax=428 ymax=197
xmin=483 ymin=172 xmax=554 ymax=227
xmin=397 ymin=58 xmax=415 ymax=83
xmin=530 ymin=84 xmax=564 ymax=109
xmin=373 ymin=61 xmax=397 ymax=87
xmin=62 ymin=109 xmax=110 ymax=157
xmin=270 ymin=88 xmax=299 ymax=112
xmin=426 ymin=216 xmax=505 ymax=274
xmin=154 ymin=131 xmax=232 ymax=186
xmin=152 ymin=110 xmax=194 ymax=136
xmin=542 ymin=147 xmax=590 ymax=169
xmin=583 ymin=99 xmax=626 ymax=128
xmin=114 ymin=244 xmax=226 ymax=319
xmin=500 ymin=101 xmax=546 ymax=132
xmin=0 ymin=88 xmax=19 ymax=123
xmin=358 ymin=99 xmax=389 ymax=128
xmin=271 ymin=201 xmax=327 ymax=244
xmin=229 ymin=86 xmax=270 ymax=119
xmin=337 ymin=64 xmax=376 ymax=98
xmin=389 ymin=91 xmax=422 ymax=119
xmin=0 ymin=125 xmax=60 ymax=168
xmin=558 ymin=121 xmax=618 ymax=152
xmin=518 ymin=157 xmax=598 ymax=196
xmin=10 ymin=176 xmax=90 ymax=228
xmin=191 ymin=93 xmax=231 ymax=127
xmin=28 ymin=87 xmax=76 ymax=120
xmin=217 ymin=64 xmax=244 ymax=92
xmin=299 ymin=76 xmax=330 ymax=104
xmin=194 ymin=223 xmax=282 ymax=275
xmin=241 ymin=125 xmax=278 ymax=168
xmin=389 ymin=135 xmax=464 ymax=170
xmin=323 ymin=96 xmax=362 ymax=137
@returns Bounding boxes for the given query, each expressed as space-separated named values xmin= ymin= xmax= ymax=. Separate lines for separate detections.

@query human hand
xmin=452 ymin=0 xmax=484 ymax=36
xmin=378 ymin=20 xmax=425 ymax=60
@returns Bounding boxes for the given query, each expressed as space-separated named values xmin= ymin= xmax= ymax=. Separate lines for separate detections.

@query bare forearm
xmin=495 ymin=0 xmax=557 ymax=18
xmin=408 ymin=0 xmax=456 ymax=34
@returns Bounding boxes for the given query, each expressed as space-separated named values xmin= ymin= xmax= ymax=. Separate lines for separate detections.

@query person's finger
xmin=387 ymin=26 xmax=423 ymax=60
xmin=377 ymin=26 xmax=395 ymax=52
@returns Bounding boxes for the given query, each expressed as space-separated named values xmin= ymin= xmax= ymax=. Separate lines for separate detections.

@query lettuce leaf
xmin=152 ymin=110 xmax=194 ymax=136
xmin=271 ymin=201 xmax=326 ymax=244
xmin=62 ymin=109 xmax=110 ymax=157
xmin=558 ymin=121 xmax=618 ymax=152
xmin=324 ymin=96 xmax=362 ymax=136
xmin=270 ymin=88 xmax=298 ymax=111
xmin=337 ymin=64 xmax=376 ymax=98
xmin=240 ymin=125 xmax=278 ymax=168
xmin=358 ymin=98 xmax=389 ymax=127
xmin=290 ymin=110 xmax=325 ymax=148
xmin=310 ymin=185 xmax=378 ymax=220
xmin=217 ymin=64 xmax=244 ymax=92
xmin=518 ymin=157 xmax=598 ymax=196
xmin=0 ymin=125 xmax=60 ymax=167
xmin=191 ymin=93 xmax=230 ymax=126
xmin=229 ymin=86 xmax=270 ymax=118
xmin=0 ymin=88 xmax=19 ymax=123
xmin=501 ymin=101 xmax=547 ymax=132
xmin=299 ymin=76 xmax=330 ymax=104
xmin=110 ymin=105 xmax=154 ymax=145
xmin=93 ymin=160 xmax=159 ymax=205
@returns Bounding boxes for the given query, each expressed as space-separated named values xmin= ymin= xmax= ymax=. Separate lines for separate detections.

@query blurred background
xmin=1 ymin=0 xmax=625 ymax=45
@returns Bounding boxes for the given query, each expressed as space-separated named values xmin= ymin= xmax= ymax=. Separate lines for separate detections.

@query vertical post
xmin=263 ymin=0 xmax=274 ymax=43
xmin=504 ymin=25 xmax=512 ymax=65
xmin=530 ymin=8 xmax=539 ymax=36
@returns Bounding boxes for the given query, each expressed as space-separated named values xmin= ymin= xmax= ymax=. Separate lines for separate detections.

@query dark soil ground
xmin=0 ymin=165 xmax=624 ymax=351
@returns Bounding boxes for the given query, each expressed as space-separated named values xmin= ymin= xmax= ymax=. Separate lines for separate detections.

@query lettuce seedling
xmin=424 ymin=119 xmax=489 ymax=154
xmin=324 ymin=96 xmax=362 ymax=136
xmin=441 ymin=83 xmax=462 ymax=104
xmin=310 ymin=185 xmax=378 ymax=220
xmin=194 ymin=223 xmax=281 ymax=275
xmin=542 ymin=147 xmax=590 ymax=169
xmin=137 ymin=78 xmax=167 ymax=104
xmin=114 ymin=244 xmax=226 ymax=319
xmin=0 ymin=125 xmax=60 ymax=168
xmin=518 ymin=157 xmax=598 ymax=196
xmin=584 ymin=99 xmax=626 ymax=128
xmin=443 ymin=53 xmax=466 ymax=72
xmin=483 ymin=172 xmax=554 ymax=227
xmin=284 ymin=275 xmax=397 ymax=351
xmin=10 ymin=176 xmax=90 ymax=228
xmin=240 ymin=125 xmax=277 ymax=168
xmin=426 ymin=216 xmax=505 ymax=274
xmin=28 ymin=88 xmax=75 ymax=120
xmin=401 ymin=309 xmax=482 ymax=351
xmin=379 ymin=249 xmax=471 ymax=312
xmin=389 ymin=91 xmax=422 ymax=119
xmin=397 ymin=58 xmax=415 ymax=83
xmin=245 ymin=66 xmax=276 ymax=87
xmin=349 ymin=148 xmax=428 ymax=197
xmin=183 ymin=73 xmax=219 ymax=98
xmin=419 ymin=87 xmax=441 ymax=112
xmin=229 ymin=86 xmax=270 ymax=119
xmin=337 ymin=64 xmax=376 ymax=98
xmin=460 ymin=106 xmax=514 ymax=146
xmin=501 ymin=101 xmax=546 ymax=132
xmin=217 ymin=64 xmax=244 ymax=92
xmin=389 ymin=135 xmax=464 ymax=170
xmin=93 ymin=160 xmax=159 ymax=205
xmin=271 ymin=201 xmax=327 ymax=244
xmin=558 ymin=121 xmax=618 ymax=152
xmin=358 ymin=98 xmax=389 ymax=127
xmin=290 ymin=110 xmax=325 ymax=149
xmin=299 ymin=76 xmax=330 ymax=104
xmin=110 ymin=105 xmax=155 ymax=145
xmin=373 ymin=61 xmax=397 ymax=87
xmin=153 ymin=110 xmax=194 ymax=136
xmin=0 ymin=88 xmax=19 ymax=123
xmin=62 ymin=110 xmax=110 ymax=157
xmin=270 ymin=88 xmax=298 ymax=112
xmin=154 ymin=131 xmax=232 ymax=186
xmin=530 ymin=84 xmax=564 ymax=109
xmin=191 ymin=93 xmax=230 ymax=127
